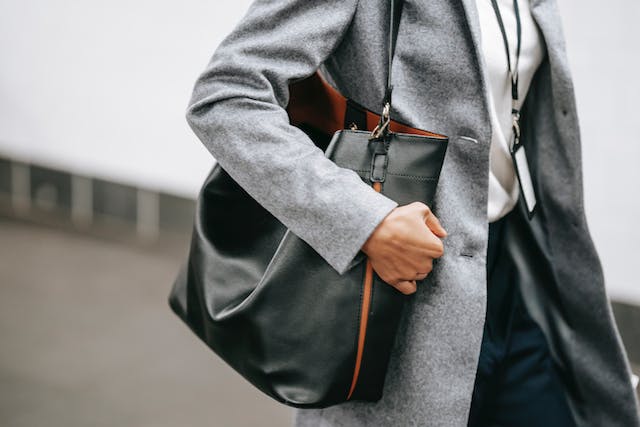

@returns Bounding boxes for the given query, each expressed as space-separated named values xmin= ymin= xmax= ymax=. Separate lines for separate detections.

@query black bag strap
xmin=371 ymin=0 xmax=405 ymax=139
xmin=387 ymin=0 xmax=404 ymax=107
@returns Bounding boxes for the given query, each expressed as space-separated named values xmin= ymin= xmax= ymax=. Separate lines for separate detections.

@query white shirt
xmin=476 ymin=0 xmax=546 ymax=222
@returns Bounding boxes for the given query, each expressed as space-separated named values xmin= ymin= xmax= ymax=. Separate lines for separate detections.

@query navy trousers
xmin=466 ymin=208 xmax=577 ymax=427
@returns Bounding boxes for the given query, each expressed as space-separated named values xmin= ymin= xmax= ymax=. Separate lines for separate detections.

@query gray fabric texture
xmin=184 ymin=0 xmax=640 ymax=425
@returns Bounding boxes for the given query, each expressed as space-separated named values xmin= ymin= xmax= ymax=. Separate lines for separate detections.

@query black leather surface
xmin=168 ymin=129 xmax=448 ymax=408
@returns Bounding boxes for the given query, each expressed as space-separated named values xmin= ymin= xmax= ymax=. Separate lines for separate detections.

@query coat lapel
xmin=456 ymin=0 xmax=492 ymax=142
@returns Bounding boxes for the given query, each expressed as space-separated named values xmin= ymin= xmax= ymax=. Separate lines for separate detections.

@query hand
xmin=361 ymin=202 xmax=447 ymax=295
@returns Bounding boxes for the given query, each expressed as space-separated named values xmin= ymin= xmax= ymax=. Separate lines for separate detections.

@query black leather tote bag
xmin=168 ymin=0 xmax=449 ymax=409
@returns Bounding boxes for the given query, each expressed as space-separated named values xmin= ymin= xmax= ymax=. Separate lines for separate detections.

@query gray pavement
xmin=1 ymin=218 xmax=637 ymax=426
xmin=0 ymin=218 xmax=292 ymax=427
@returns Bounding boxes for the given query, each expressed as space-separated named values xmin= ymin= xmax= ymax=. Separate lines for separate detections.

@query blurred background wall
xmin=0 ymin=0 xmax=236 ymax=197
xmin=1 ymin=0 xmax=638 ymax=302
xmin=556 ymin=0 xmax=640 ymax=305
xmin=0 ymin=0 xmax=638 ymax=426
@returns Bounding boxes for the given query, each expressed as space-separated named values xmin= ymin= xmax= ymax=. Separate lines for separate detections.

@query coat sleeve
xmin=185 ymin=0 xmax=399 ymax=275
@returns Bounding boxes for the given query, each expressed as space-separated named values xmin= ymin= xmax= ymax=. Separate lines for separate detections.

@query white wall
xmin=0 ymin=0 xmax=252 ymax=197
xmin=0 ymin=0 xmax=638 ymax=303
xmin=557 ymin=0 xmax=640 ymax=304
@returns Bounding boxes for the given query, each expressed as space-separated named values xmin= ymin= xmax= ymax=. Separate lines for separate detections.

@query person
xmin=183 ymin=0 xmax=640 ymax=425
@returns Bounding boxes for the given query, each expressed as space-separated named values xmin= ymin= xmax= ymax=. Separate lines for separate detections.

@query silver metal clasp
xmin=370 ymin=102 xmax=391 ymax=140
xmin=510 ymin=106 xmax=521 ymax=152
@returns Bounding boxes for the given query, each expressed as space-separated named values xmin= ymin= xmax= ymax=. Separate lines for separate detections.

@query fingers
xmin=399 ymin=202 xmax=447 ymax=253
xmin=395 ymin=280 xmax=417 ymax=295
xmin=385 ymin=260 xmax=433 ymax=295
xmin=415 ymin=272 xmax=429 ymax=281
xmin=408 ymin=259 xmax=433 ymax=283
xmin=403 ymin=226 xmax=445 ymax=260
xmin=400 ymin=229 xmax=445 ymax=262
xmin=420 ymin=203 xmax=447 ymax=238
xmin=367 ymin=201 xmax=448 ymax=297
xmin=376 ymin=262 xmax=436 ymax=295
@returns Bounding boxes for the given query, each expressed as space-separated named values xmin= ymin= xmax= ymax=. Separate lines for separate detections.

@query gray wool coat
xmin=184 ymin=0 xmax=640 ymax=425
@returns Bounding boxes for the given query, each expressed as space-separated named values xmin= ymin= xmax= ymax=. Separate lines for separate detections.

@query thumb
xmin=423 ymin=207 xmax=447 ymax=238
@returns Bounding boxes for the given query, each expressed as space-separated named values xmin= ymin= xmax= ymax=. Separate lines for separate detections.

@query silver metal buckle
xmin=511 ymin=111 xmax=521 ymax=152
xmin=370 ymin=102 xmax=391 ymax=140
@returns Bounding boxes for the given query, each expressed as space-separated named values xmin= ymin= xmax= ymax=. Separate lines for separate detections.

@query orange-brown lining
xmin=346 ymin=180 xmax=382 ymax=400
xmin=287 ymin=70 xmax=446 ymax=139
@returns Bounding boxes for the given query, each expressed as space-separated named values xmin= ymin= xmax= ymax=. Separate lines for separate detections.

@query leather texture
xmin=175 ymin=0 xmax=640 ymax=424
xmin=168 ymin=0 xmax=450 ymax=409
xmin=168 ymin=128 xmax=447 ymax=408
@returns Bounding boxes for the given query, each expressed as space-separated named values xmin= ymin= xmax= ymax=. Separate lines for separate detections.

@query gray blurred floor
xmin=1 ymin=218 xmax=638 ymax=427
xmin=0 ymin=218 xmax=292 ymax=427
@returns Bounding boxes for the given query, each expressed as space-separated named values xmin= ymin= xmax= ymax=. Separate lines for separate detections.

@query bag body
xmin=171 ymin=0 xmax=640 ymax=423
xmin=169 ymin=0 xmax=450 ymax=409
xmin=169 ymin=68 xmax=448 ymax=408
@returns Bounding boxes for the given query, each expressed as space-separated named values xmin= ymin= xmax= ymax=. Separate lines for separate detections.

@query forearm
xmin=185 ymin=0 xmax=398 ymax=274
